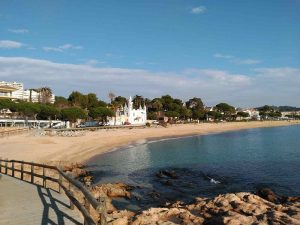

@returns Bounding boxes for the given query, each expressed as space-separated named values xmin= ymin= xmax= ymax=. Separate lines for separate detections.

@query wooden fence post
xmin=5 ymin=159 xmax=8 ymax=174
xmin=21 ymin=161 xmax=24 ymax=180
xmin=59 ymin=172 xmax=62 ymax=193
xmin=43 ymin=165 xmax=46 ymax=187
xmin=0 ymin=158 xmax=2 ymax=173
xmin=69 ymin=190 xmax=75 ymax=210
xmin=12 ymin=161 xmax=15 ymax=177
xmin=31 ymin=163 xmax=34 ymax=183
xmin=84 ymin=197 xmax=90 ymax=225
xmin=68 ymin=182 xmax=74 ymax=210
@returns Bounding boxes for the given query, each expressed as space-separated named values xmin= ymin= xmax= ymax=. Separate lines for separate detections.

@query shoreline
xmin=0 ymin=121 xmax=299 ymax=164
xmin=85 ymin=121 xmax=300 ymax=162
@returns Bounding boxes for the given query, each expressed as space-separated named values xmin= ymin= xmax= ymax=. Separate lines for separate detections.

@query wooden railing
xmin=0 ymin=159 xmax=107 ymax=225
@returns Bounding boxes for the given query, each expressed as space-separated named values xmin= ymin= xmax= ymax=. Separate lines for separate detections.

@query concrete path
xmin=0 ymin=174 xmax=83 ymax=225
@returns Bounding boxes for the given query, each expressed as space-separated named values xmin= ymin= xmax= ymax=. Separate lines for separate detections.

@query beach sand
xmin=0 ymin=121 xmax=299 ymax=164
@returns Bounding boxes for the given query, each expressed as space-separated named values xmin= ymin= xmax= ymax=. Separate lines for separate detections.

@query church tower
xmin=128 ymin=96 xmax=133 ymax=113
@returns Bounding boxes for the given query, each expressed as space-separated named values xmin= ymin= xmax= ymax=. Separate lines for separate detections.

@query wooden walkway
xmin=0 ymin=174 xmax=83 ymax=225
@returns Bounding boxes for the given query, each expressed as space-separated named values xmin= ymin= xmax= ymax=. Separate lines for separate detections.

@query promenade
xmin=0 ymin=174 xmax=83 ymax=225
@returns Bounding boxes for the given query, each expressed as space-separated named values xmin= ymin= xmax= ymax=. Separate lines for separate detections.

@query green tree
xmin=186 ymin=97 xmax=204 ymax=111
xmin=113 ymin=96 xmax=127 ymax=107
xmin=54 ymin=96 xmax=70 ymax=109
xmin=68 ymin=91 xmax=88 ymax=108
xmin=179 ymin=107 xmax=192 ymax=120
xmin=144 ymin=98 xmax=151 ymax=109
xmin=0 ymin=99 xmax=15 ymax=110
xmin=16 ymin=102 xmax=41 ymax=119
xmin=165 ymin=111 xmax=180 ymax=118
xmin=216 ymin=103 xmax=235 ymax=114
xmin=207 ymin=111 xmax=222 ymax=120
xmin=38 ymin=105 xmax=60 ymax=120
xmin=192 ymin=110 xmax=205 ymax=120
xmin=237 ymin=111 xmax=250 ymax=120
xmin=89 ymin=107 xmax=114 ymax=122
xmin=61 ymin=107 xmax=87 ymax=123
xmin=160 ymin=95 xmax=174 ymax=111
xmin=147 ymin=112 xmax=157 ymax=120
xmin=98 ymin=100 xmax=108 ymax=107
xmin=87 ymin=93 xmax=99 ymax=109
xmin=109 ymin=101 xmax=121 ymax=125
xmin=258 ymin=105 xmax=280 ymax=119
xmin=269 ymin=111 xmax=282 ymax=118
xmin=132 ymin=95 xmax=145 ymax=109
xmin=150 ymin=98 xmax=163 ymax=112
xmin=215 ymin=103 xmax=236 ymax=120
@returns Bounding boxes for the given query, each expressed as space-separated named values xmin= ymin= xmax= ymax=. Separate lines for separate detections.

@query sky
xmin=0 ymin=0 xmax=299 ymax=107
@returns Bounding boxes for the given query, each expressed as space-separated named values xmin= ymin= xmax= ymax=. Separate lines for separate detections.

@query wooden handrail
xmin=0 ymin=159 xmax=107 ymax=225
xmin=57 ymin=168 xmax=101 ymax=210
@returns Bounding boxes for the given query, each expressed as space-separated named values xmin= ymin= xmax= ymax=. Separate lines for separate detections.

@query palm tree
xmin=109 ymin=101 xmax=121 ymax=125
xmin=39 ymin=87 xmax=53 ymax=104
xmin=108 ymin=92 xmax=116 ymax=104
xmin=151 ymin=98 xmax=163 ymax=111
xmin=132 ymin=95 xmax=144 ymax=109
xmin=144 ymin=98 xmax=151 ymax=109
xmin=27 ymin=88 xmax=39 ymax=102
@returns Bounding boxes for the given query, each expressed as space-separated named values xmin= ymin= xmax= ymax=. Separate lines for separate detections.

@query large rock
xmin=91 ymin=183 xmax=132 ymax=199
xmin=131 ymin=192 xmax=300 ymax=225
xmin=256 ymin=188 xmax=286 ymax=204
xmin=107 ymin=210 xmax=135 ymax=225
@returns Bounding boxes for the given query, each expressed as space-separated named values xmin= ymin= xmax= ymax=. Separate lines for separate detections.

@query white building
xmin=0 ymin=81 xmax=25 ymax=100
xmin=109 ymin=96 xmax=147 ymax=125
xmin=242 ymin=108 xmax=261 ymax=120
xmin=0 ymin=81 xmax=55 ymax=104
xmin=281 ymin=111 xmax=300 ymax=119
xmin=23 ymin=89 xmax=55 ymax=104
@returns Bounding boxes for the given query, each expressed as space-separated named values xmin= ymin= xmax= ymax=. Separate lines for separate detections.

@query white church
xmin=108 ymin=96 xmax=147 ymax=126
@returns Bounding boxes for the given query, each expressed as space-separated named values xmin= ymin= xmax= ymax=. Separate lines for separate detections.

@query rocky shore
xmin=60 ymin=163 xmax=299 ymax=224
xmin=89 ymin=183 xmax=300 ymax=225
xmin=54 ymin=162 xmax=300 ymax=225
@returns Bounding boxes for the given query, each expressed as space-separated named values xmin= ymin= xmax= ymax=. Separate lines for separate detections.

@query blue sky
xmin=0 ymin=0 xmax=299 ymax=107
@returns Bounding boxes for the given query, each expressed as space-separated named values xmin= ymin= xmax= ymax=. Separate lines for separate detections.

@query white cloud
xmin=214 ymin=53 xmax=262 ymax=65
xmin=59 ymin=44 xmax=83 ymax=50
xmin=0 ymin=57 xmax=299 ymax=107
xmin=234 ymin=59 xmax=262 ymax=65
xmin=214 ymin=53 xmax=234 ymax=59
xmin=135 ymin=61 xmax=157 ymax=66
xmin=85 ymin=59 xmax=106 ymax=66
xmin=43 ymin=44 xmax=83 ymax=52
xmin=42 ymin=47 xmax=63 ymax=52
xmin=254 ymin=67 xmax=300 ymax=77
xmin=0 ymin=40 xmax=23 ymax=48
xmin=8 ymin=28 xmax=29 ymax=34
xmin=191 ymin=6 xmax=206 ymax=14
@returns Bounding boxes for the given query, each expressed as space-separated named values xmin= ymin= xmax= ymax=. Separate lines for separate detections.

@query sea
xmin=87 ymin=125 xmax=300 ymax=210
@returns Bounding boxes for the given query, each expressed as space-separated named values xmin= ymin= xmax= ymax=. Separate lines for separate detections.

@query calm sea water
xmin=87 ymin=125 xmax=300 ymax=209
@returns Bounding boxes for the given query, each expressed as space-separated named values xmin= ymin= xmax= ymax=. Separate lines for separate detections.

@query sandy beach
xmin=0 ymin=121 xmax=299 ymax=164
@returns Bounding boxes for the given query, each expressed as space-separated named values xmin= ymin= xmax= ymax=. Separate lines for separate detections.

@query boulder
xmin=131 ymin=191 xmax=300 ymax=225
